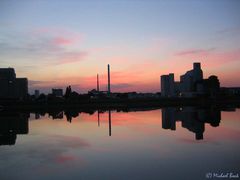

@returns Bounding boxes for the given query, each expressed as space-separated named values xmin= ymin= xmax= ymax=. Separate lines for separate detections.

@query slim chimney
xmin=107 ymin=64 xmax=111 ymax=93
xmin=97 ymin=74 xmax=99 ymax=91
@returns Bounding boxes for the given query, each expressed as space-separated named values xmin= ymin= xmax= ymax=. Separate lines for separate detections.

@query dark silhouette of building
xmin=52 ymin=88 xmax=63 ymax=97
xmin=160 ymin=62 xmax=220 ymax=97
xmin=161 ymin=73 xmax=175 ymax=97
xmin=196 ymin=75 xmax=220 ymax=97
xmin=0 ymin=68 xmax=28 ymax=99
xmin=180 ymin=62 xmax=203 ymax=96
xmin=34 ymin=90 xmax=40 ymax=98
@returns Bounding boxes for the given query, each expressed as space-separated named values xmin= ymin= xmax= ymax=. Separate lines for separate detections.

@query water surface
xmin=0 ymin=107 xmax=240 ymax=180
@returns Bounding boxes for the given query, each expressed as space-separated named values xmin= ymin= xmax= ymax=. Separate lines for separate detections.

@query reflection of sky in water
xmin=0 ymin=109 xmax=240 ymax=180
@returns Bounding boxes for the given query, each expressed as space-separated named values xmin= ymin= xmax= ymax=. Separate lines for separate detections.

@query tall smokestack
xmin=97 ymin=74 xmax=99 ymax=91
xmin=108 ymin=64 xmax=111 ymax=93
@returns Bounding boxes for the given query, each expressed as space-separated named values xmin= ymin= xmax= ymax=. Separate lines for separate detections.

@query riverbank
xmin=1 ymin=97 xmax=240 ymax=112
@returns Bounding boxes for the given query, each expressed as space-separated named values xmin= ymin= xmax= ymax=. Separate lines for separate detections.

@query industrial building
xmin=161 ymin=62 xmax=220 ymax=97
xmin=179 ymin=62 xmax=203 ymax=96
xmin=161 ymin=73 xmax=175 ymax=97
xmin=34 ymin=90 xmax=40 ymax=98
xmin=89 ymin=64 xmax=111 ymax=97
xmin=0 ymin=68 xmax=28 ymax=99
xmin=52 ymin=88 xmax=63 ymax=97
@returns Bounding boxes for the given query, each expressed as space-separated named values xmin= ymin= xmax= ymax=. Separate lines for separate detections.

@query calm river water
xmin=0 ymin=107 xmax=240 ymax=180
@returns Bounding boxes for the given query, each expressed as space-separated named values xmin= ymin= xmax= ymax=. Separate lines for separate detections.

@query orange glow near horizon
xmin=6 ymin=29 xmax=240 ymax=93
xmin=26 ymin=53 xmax=240 ymax=93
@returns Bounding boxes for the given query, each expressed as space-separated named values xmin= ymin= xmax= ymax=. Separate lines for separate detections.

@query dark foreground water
xmin=0 ymin=107 xmax=240 ymax=180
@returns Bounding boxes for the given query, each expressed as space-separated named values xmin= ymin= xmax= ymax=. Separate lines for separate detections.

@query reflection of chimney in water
xmin=97 ymin=110 xmax=100 ymax=127
xmin=108 ymin=64 xmax=111 ymax=94
xmin=108 ymin=110 xmax=112 ymax=136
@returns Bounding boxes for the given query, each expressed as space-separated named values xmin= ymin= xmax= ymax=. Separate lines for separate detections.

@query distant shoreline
xmin=1 ymin=97 xmax=240 ymax=111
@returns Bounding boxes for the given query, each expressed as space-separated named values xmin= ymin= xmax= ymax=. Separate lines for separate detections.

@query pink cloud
xmin=52 ymin=37 xmax=75 ymax=46
xmin=55 ymin=51 xmax=88 ymax=65
xmin=32 ymin=27 xmax=84 ymax=47
xmin=173 ymin=48 xmax=240 ymax=66
xmin=32 ymin=27 xmax=83 ymax=38
xmin=205 ymin=49 xmax=240 ymax=65
xmin=27 ymin=27 xmax=88 ymax=67
xmin=216 ymin=26 xmax=240 ymax=35
xmin=175 ymin=48 xmax=215 ymax=56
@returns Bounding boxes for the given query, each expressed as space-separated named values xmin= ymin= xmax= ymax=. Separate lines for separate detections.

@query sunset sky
xmin=0 ymin=0 xmax=240 ymax=93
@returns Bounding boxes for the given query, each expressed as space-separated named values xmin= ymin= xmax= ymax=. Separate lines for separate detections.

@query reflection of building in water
xmin=64 ymin=111 xmax=79 ymax=123
xmin=162 ymin=107 xmax=221 ymax=140
xmin=49 ymin=111 xmax=64 ymax=120
xmin=35 ymin=113 xmax=40 ymax=119
xmin=0 ymin=112 xmax=29 ymax=146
